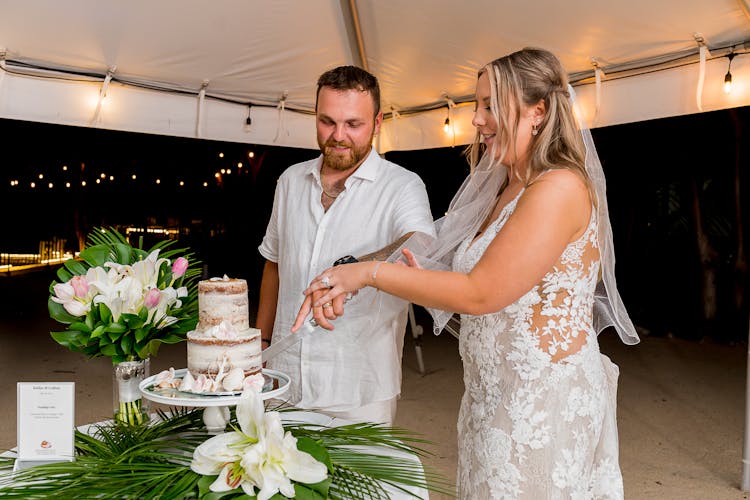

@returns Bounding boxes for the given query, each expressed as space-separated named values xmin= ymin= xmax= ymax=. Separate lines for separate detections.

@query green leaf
xmin=296 ymin=437 xmax=333 ymax=472
xmin=135 ymin=326 xmax=152 ymax=343
xmin=55 ymin=266 xmax=74 ymax=283
xmin=90 ymin=324 xmax=106 ymax=339
xmin=51 ymin=330 xmax=88 ymax=351
xmin=159 ymin=333 xmax=189 ymax=345
xmin=197 ymin=475 xmax=216 ymax=497
xmin=110 ymin=354 xmax=127 ymax=364
xmin=48 ymin=298 xmax=80 ymax=324
xmin=203 ymin=491 xmax=253 ymax=499
xmin=292 ymin=482 xmax=329 ymax=500
xmin=80 ymin=244 xmax=113 ymax=267
xmin=70 ymin=321 xmax=92 ymax=333
xmin=100 ymin=343 xmax=118 ymax=357
xmin=96 ymin=331 xmax=113 ymax=346
xmin=98 ymin=303 xmax=112 ymax=324
xmin=121 ymin=333 xmax=133 ymax=355
xmin=121 ymin=312 xmax=145 ymax=329
xmin=85 ymin=313 xmax=95 ymax=330
xmin=113 ymin=242 xmax=133 ymax=264
xmin=63 ymin=258 xmax=88 ymax=276
xmin=105 ymin=322 xmax=128 ymax=334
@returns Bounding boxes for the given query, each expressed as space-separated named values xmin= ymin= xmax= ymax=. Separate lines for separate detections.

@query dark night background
xmin=1 ymin=106 xmax=749 ymax=343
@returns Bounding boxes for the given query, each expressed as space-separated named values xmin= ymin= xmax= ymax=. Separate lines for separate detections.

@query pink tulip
xmin=145 ymin=288 xmax=161 ymax=309
xmin=172 ymin=257 xmax=189 ymax=278
xmin=70 ymin=275 xmax=89 ymax=298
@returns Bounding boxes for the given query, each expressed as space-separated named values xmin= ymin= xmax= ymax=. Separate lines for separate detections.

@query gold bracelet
xmin=371 ymin=261 xmax=384 ymax=286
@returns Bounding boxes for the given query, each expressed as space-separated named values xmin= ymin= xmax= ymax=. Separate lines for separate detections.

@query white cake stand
xmin=139 ymin=368 xmax=290 ymax=431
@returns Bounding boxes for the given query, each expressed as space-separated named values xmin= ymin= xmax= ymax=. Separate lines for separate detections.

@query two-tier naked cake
xmin=186 ymin=276 xmax=262 ymax=379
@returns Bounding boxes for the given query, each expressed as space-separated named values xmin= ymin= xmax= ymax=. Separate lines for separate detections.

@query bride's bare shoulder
xmin=527 ymin=168 xmax=589 ymax=201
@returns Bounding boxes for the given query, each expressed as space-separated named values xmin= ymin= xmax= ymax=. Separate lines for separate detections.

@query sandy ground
xmin=2 ymin=270 xmax=750 ymax=499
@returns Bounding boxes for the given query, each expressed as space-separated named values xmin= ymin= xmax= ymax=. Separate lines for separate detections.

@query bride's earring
xmin=531 ymin=121 xmax=539 ymax=136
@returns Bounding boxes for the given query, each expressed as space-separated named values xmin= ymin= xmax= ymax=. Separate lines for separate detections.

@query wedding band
xmin=321 ymin=276 xmax=331 ymax=288
xmin=323 ymin=302 xmax=333 ymax=308
xmin=309 ymin=318 xmax=318 ymax=327
xmin=345 ymin=292 xmax=353 ymax=303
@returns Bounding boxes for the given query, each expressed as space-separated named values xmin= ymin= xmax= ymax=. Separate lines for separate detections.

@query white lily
xmin=88 ymin=265 xmax=129 ymax=319
xmin=190 ymin=389 xmax=327 ymax=499
xmin=130 ymin=250 xmax=167 ymax=290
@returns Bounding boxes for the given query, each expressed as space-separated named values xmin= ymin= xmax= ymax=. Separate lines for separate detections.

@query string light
xmin=724 ymin=53 xmax=736 ymax=94
xmin=442 ymin=94 xmax=456 ymax=135
xmin=244 ymin=105 xmax=252 ymax=132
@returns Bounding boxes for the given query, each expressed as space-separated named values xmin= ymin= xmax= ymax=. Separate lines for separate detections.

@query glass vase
xmin=113 ymin=358 xmax=150 ymax=425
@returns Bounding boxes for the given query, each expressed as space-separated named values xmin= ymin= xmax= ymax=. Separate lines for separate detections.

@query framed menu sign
xmin=15 ymin=382 xmax=75 ymax=470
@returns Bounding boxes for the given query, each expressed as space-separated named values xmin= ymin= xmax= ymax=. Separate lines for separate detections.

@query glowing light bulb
xmin=443 ymin=117 xmax=450 ymax=133
xmin=724 ymin=53 xmax=736 ymax=94
xmin=724 ymin=72 xmax=733 ymax=94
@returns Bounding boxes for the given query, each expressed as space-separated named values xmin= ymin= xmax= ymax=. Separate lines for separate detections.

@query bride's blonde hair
xmin=469 ymin=47 xmax=593 ymax=202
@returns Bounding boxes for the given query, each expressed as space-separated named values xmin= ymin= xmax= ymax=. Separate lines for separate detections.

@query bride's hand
xmin=397 ymin=248 xmax=422 ymax=268
xmin=291 ymin=262 xmax=371 ymax=332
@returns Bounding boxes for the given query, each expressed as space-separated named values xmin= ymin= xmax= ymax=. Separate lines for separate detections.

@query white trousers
xmin=316 ymin=397 xmax=398 ymax=426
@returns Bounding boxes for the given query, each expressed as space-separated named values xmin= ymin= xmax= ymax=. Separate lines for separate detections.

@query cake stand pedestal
xmin=139 ymin=368 xmax=290 ymax=432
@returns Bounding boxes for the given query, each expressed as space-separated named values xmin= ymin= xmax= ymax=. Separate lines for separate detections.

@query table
xmin=3 ymin=401 xmax=430 ymax=499
xmin=138 ymin=368 xmax=429 ymax=498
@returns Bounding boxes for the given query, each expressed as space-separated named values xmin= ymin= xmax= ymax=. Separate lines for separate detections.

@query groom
xmin=255 ymin=65 xmax=434 ymax=425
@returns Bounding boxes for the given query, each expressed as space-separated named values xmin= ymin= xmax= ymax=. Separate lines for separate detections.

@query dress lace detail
xmin=453 ymin=189 xmax=624 ymax=499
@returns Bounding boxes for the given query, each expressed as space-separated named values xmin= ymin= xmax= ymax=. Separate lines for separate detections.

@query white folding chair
xmin=407 ymin=306 xmax=460 ymax=374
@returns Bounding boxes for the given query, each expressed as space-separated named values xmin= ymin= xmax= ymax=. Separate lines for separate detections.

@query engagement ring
xmin=321 ymin=276 xmax=331 ymax=288
xmin=323 ymin=302 xmax=333 ymax=309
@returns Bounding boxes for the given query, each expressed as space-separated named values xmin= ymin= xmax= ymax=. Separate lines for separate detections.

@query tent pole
xmin=742 ymin=314 xmax=750 ymax=490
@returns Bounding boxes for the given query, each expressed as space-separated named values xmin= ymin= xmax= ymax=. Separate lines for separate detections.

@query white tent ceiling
xmin=1 ymin=0 xmax=749 ymax=152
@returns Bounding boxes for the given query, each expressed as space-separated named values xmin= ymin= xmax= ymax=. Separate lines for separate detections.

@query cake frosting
xmin=185 ymin=276 xmax=262 ymax=389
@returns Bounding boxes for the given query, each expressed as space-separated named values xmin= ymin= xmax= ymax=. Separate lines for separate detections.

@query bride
xmin=293 ymin=47 xmax=639 ymax=499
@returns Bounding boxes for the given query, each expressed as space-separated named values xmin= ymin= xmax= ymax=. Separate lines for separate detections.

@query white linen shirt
xmin=258 ymin=148 xmax=435 ymax=411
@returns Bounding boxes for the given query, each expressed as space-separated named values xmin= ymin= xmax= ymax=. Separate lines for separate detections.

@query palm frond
xmin=285 ymin=421 xmax=434 ymax=456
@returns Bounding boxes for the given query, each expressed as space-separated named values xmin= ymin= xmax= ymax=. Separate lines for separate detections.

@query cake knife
xmin=261 ymin=318 xmax=316 ymax=363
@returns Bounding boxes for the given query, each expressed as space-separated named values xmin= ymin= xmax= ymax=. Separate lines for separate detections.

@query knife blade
xmin=261 ymin=318 xmax=316 ymax=363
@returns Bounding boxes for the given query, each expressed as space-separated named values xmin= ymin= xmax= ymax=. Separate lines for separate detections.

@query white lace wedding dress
xmin=452 ymin=189 xmax=624 ymax=499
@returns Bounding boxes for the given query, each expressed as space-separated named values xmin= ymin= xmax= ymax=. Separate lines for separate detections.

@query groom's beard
xmin=321 ymin=136 xmax=373 ymax=171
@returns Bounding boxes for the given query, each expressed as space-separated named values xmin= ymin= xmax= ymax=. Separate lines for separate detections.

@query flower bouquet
xmin=48 ymin=226 xmax=202 ymax=424
xmin=0 ymin=390 xmax=455 ymax=499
